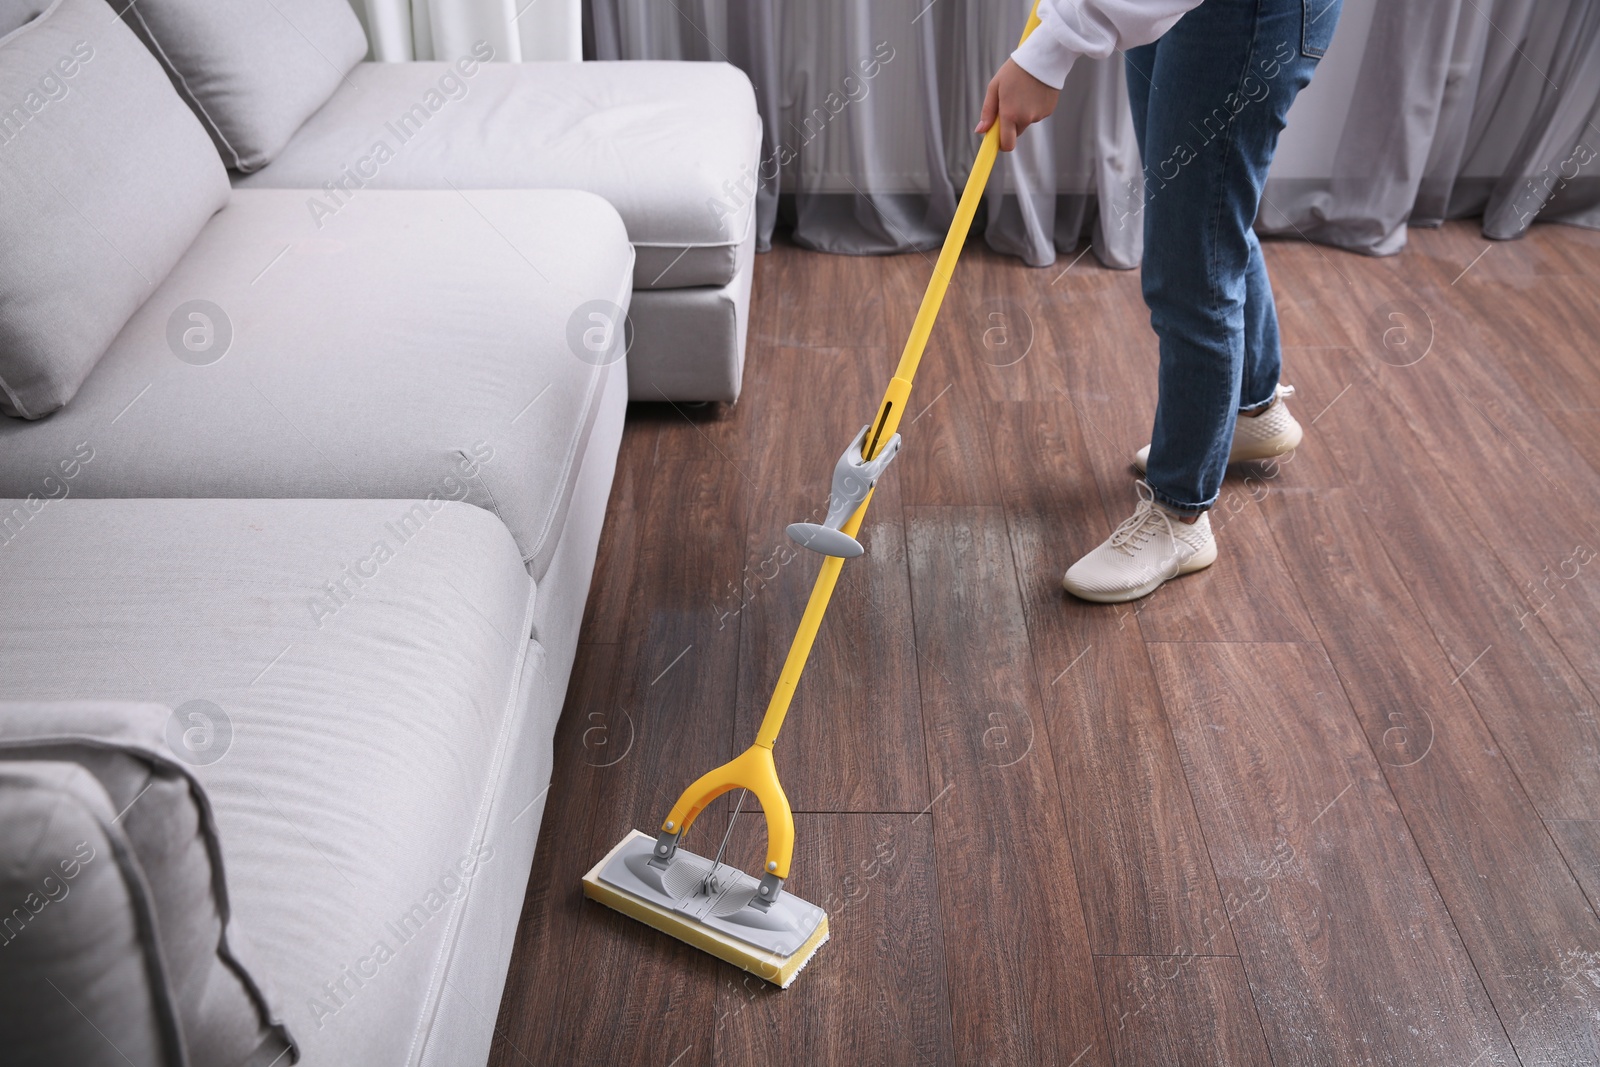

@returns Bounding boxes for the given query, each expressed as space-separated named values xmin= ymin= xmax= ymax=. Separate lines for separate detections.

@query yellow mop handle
xmin=753 ymin=2 xmax=1044 ymax=750
xmin=658 ymin=5 xmax=1045 ymax=877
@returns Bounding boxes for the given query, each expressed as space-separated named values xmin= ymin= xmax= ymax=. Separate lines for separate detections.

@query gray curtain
xmin=589 ymin=0 xmax=1141 ymax=267
xmin=1428 ymin=0 xmax=1600 ymax=238
xmin=590 ymin=0 xmax=1600 ymax=265
xmin=1258 ymin=0 xmax=1600 ymax=252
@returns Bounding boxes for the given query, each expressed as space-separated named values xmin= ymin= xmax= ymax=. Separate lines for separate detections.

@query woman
xmin=977 ymin=0 xmax=1342 ymax=603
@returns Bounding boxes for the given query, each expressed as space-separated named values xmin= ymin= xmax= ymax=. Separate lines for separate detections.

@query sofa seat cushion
xmin=236 ymin=60 xmax=761 ymax=291
xmin=0 ymin=497 xmax=539 ymax=1067
xmin=0 ymin=187 xmax=633 ymax=579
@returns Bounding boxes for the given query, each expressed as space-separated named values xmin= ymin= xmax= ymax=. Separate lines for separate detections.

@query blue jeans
xmin=1125 ymin=0 xmax=1340 ymax=514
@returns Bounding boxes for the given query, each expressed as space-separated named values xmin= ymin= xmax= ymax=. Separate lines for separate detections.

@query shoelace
xmin=1108 ymin=481 xmax=1176 ymax=556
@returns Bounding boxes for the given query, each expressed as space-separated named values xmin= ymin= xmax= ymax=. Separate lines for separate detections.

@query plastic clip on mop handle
xmin=785 ymin=424 xmax=904 ymax=559
xmin=652 ymin=2 xmax=1045 ymax=907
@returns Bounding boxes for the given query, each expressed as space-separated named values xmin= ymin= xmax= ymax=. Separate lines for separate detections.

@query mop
xmin=583 ymin=3 xmax=1045 ymax=988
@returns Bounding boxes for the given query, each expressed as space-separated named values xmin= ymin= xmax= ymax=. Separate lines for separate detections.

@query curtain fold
xmin=349 ymin=0 xmax=584 ymax=62
xmin=1256 ymin=0 xmax=1463 ymax=254
xmin=1256 ymin=0 xmax=1600 ymax=251
xmin=1478 ymin=0 xmax=1600 ymax=237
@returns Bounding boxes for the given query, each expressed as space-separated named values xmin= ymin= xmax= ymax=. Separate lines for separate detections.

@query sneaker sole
xmin=1131 ymin=422 xmax=1303 ymax=473
xmin=1062 ymin=538 xmax=1219 ymax=604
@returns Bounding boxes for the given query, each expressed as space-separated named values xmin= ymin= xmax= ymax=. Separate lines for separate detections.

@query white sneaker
xmin=1062 ymin=481 xmax=1217 ymax=603
xmin=1134 ymin=384 xmax=1302 ymax=472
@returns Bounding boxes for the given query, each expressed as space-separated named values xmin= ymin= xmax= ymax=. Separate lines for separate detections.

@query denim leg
xmin=1240 ymin=226 xmax=1282 ymax=413
xmin=1136 ymin=0 xmax=1326 ymax=513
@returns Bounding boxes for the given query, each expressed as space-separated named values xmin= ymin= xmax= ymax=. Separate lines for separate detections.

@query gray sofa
xmin=0 ymin=0 xmax=758 ymax=1064
xmin=237 ymin=58 xmax=761 ymax=404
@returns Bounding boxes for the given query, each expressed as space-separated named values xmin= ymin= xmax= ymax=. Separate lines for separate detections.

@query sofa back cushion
xmin=0 ymin=0 xmax=49 ymax=36
xmin=0 ymin=701 xmax=295 ymax=1067
xmin=114 ymin=0 xmax=369 ymax=172
xmin=0 ymin=0 xmax=229 ymax=419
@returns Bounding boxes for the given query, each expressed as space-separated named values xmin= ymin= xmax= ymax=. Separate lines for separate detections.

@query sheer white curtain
xmin=345 ymin=0 xmax=582 ymax=62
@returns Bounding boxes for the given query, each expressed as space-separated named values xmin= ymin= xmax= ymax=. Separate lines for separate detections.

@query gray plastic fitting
xmin=786 ymin=423 xmax=902 ymax=558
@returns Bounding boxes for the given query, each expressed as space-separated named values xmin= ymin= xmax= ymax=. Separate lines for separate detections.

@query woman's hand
xmin=975 ymin=59 xmax=1061 ymax=151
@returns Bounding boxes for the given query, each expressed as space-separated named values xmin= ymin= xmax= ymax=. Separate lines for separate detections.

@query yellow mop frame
xmin=656 ymin=2 xmax=1045 ymax=889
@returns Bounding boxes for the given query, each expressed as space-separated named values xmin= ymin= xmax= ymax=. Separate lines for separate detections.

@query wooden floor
xmin=490 ymin=220 xmax=1600 ymax=1067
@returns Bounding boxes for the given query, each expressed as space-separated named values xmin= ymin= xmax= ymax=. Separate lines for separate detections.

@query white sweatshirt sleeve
xmin=1010 ymin=0 xmax=1206 ymax=89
